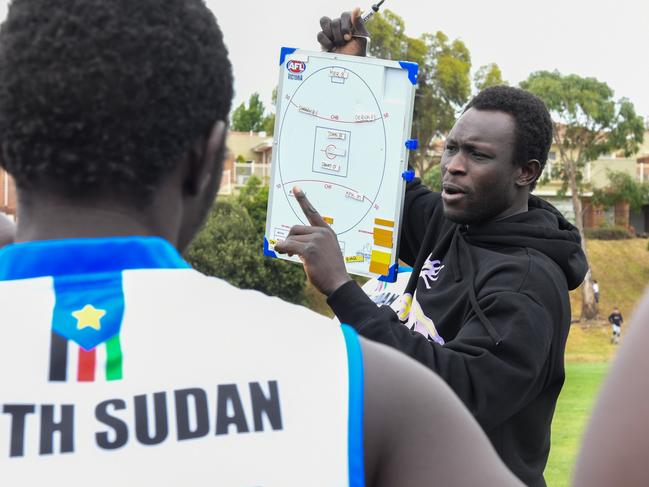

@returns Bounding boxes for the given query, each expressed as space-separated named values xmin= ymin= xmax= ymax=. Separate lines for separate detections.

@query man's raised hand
xmin=317 ymin=7 xmax=370 ymax=56
xmin=274 ymin=187 xmax=352 ymax=297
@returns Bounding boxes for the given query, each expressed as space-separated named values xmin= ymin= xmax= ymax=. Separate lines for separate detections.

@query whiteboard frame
xmin=264 ymin=48 xmax=417 ymax=282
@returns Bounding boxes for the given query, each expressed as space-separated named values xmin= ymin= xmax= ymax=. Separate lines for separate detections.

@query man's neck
xmin=15 ymin=197 xmax=174 ymax=245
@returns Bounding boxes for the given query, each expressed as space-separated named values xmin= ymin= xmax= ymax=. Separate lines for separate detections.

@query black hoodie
xmin=328 ymin=179 xmax=588 ymax=487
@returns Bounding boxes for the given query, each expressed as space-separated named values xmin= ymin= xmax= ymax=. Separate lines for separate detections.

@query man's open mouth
xmin=442 ymin=183 xmax=466 ymax=195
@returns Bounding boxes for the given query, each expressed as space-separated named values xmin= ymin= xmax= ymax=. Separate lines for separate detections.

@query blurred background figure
xmin=608 ymin=306 xmax=624 ymax=344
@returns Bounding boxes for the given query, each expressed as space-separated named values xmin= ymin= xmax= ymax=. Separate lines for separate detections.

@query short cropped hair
xmin=465 ymin=86 xmax=553 ymax=190
xmin=0 ymin=0 xmax=233 ymax=202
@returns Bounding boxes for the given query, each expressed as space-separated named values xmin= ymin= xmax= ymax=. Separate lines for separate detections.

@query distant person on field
xmin=608 ymin=307 xmax=623 ymax=344
xmin=592 ymin=279 xmax=600 ymax=304
xmin=573 ymin=288 xmax=649 ymax=486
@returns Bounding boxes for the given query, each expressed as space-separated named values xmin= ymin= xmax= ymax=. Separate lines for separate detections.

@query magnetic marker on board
xmin=361 ymin=0 xmax=386 ymax=23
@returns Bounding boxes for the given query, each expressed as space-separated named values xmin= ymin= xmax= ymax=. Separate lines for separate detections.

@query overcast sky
xmin=0 ymin=0 xmax=647 ymax=120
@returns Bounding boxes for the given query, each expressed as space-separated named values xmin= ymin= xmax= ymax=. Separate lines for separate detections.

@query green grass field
xmin=544 ymin=362 xmax=609 ymax=486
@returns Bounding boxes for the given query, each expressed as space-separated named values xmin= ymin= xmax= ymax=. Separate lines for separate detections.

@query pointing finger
xmin=293 ymin=186 xmax=328 ymax=228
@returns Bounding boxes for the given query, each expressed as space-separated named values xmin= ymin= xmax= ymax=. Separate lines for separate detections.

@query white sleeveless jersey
xmin=0 ymin=237 xmax=364 ymax=487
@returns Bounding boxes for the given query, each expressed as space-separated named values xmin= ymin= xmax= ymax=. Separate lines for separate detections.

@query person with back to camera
xmin=274 ymin=8 xmax=589 ymax=486
xmin=0 ymin=1 xmax=522 ymax=486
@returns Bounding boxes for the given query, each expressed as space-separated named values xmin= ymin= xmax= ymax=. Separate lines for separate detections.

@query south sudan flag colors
xmin=48 ymin=273 xmax=125 ymax=382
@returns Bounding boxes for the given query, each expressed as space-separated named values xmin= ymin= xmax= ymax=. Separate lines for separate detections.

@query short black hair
xmin=0 ymin=0 xmax=233 ymax=203
xmin=465 ymin=86 xmax=553 ymax=190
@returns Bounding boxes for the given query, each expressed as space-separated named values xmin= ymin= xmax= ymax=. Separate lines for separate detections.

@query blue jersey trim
xmin=0 ymin=236 xmax=189 ymax=281
xmin=341 ymin=324 xmax=365 ymax=487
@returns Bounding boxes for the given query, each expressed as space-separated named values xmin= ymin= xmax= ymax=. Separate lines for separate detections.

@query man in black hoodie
xmin=274 ymin=11 xmax=589 ymax=487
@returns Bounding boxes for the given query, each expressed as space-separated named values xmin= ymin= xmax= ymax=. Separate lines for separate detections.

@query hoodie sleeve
xmin=400 ymin=178 xmax=444 ymax=266
xmin=329 ymin=283 xmax=554 ymax=431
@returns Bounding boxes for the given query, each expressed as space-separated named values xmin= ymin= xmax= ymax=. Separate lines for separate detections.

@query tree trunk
xmin=567 ymin=161 xmax=597 ymax=320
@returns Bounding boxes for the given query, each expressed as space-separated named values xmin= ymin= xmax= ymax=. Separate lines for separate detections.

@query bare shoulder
xmin=359 ymin=337 xmax=523 ymax=487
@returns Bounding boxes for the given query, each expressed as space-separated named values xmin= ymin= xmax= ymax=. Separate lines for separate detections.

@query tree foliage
xmin=521 ymin=72 xmax=644 ymax=184
xmin=593 ymin=170 xmax=649 ymax=212
xmin=366 ymin=11 xmax=472 ymax=176
xmin=231 ymin=93 xmax=268 ymax=132
xmin=421 ymin=163 xmax=442 ymax=192
xmin=262 ymin=87 xmax=278 ymax=136
xmin=474 ymin=63 xmax=506 ymax=92
xmin=520 ymin=70 xmax=645 ymax=319
xmin=185 ymin=177 xmax=307 ymax=304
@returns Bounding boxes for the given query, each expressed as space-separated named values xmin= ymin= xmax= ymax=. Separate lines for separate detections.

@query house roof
xmin=252 ymin=140 xmax=273 ymax=153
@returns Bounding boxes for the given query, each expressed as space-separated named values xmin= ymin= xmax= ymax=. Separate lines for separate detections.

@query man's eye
xmin=445 ymin=145 xmax=457 ymax=152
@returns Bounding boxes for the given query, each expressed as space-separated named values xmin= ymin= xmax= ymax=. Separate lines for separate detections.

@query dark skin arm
xmin=362 ymin=336 xmax=523 ymax=486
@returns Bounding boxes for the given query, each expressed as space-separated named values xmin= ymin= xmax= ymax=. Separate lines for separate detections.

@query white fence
xmin=219 ymin=169 xmax=233 ymax=195
xmin=220 ymin=162 xmax=272 ymax=196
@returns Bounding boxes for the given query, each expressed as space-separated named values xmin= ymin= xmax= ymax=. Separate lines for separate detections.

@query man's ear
xmin=184 ymin=120 xmax=227 ymax=196
xmin=516 ymin=159 xmax=541 ymax=188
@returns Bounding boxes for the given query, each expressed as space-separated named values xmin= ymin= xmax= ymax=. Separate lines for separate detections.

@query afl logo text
xmin=287 ymin=60 xmax=306 ymax=74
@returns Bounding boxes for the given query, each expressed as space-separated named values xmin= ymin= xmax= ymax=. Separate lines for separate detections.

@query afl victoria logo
xmin=287 ymin=60 xmax=306 ymax=74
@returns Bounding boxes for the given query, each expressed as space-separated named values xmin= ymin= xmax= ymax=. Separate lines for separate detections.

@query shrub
xmin=185 ymin=178 xmax=307 ymax=304
xmin=421 ymin=164 xmax=442 ymax=192
xmin=584 ymin=226 xmax=632 ymax=240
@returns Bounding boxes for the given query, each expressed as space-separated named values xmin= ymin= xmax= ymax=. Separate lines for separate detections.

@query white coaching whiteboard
xmin=264 ymin=48 xmax=418 ymax=281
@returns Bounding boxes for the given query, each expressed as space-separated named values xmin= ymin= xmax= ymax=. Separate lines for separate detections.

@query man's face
xmin=440 ymin=108 xmax=521 ymax=224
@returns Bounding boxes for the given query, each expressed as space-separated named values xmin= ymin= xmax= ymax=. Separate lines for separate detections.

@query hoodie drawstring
xmin=456 ymin=227 xmax=503 ymax=347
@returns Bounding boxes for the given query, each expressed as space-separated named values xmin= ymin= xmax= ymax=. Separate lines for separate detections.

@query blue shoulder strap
xmin=341 ymin=324 xmax=365 ymax=487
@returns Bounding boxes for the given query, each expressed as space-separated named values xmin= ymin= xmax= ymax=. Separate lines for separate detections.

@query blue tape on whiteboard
xmin=398 ymin=61 xmax=419 ymax=85
xmin=280 ymin=47 xmax=298 ymax=66
xmin=401 ymin=169 xmax=416 ymax=182
xmin=264 ymin=237 xmax=278 ymax=258
xmin=405 ymin=139 xmax=419 ymax=150
xmin=378 ymin=264 xmax=399 ymax=283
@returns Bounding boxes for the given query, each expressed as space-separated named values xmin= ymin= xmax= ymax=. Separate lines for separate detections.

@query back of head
xmin=0 ymin=0 xmax=233 ymax=205
xmin=465 ymin=86 xmax=553 ymax=190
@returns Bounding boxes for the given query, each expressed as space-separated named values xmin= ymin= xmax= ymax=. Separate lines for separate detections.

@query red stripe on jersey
xmin=78 ymin=347 xmax=96 ymax=382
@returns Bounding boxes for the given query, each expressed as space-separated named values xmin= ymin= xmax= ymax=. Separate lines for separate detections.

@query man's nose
xmin=443 ymin=152 xmax=467 ymax=174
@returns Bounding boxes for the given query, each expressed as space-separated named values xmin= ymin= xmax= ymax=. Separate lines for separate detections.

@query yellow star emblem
xmin=72 ymin=304 xmax=107 ymax=331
